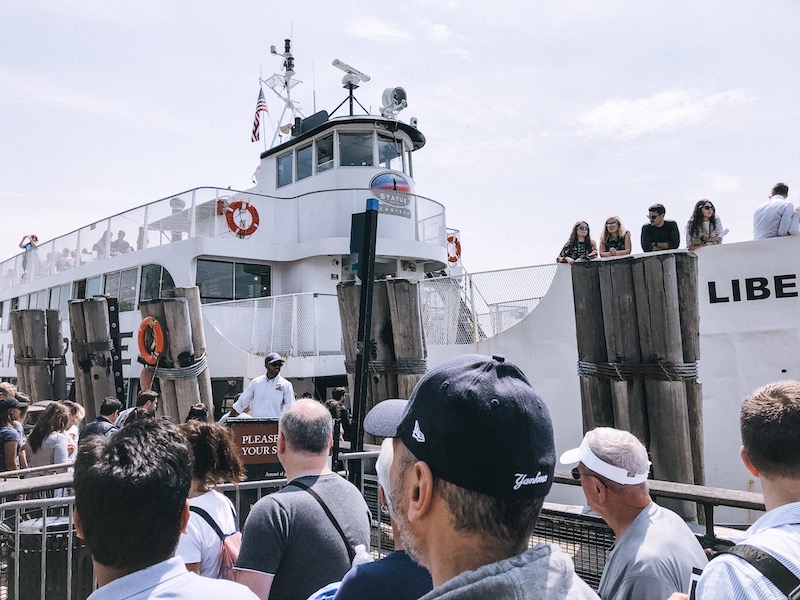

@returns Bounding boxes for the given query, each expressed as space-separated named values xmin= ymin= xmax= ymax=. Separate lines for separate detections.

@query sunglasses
xmin=577 ymin=225 xmax=589 ymax=231
xmin=571 ymin=467 xmax=608 ymax=489
xmin=606 ymin=221 xmax=618 ymax=226
xmin=702 ymin=205 xmax=714 ymax=210
xmin=648 ymin=215 xmax=659 ymax=221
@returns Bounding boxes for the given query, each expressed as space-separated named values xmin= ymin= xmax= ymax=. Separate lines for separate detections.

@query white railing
xmin=0 ymin=187 xmax=447 ymax=293
xmin=420 ymin=264 xmax=558 ymax=345
xmin=201 ymin=265 xmax=558 ymax=358
xmin=202 ymin=292 xmax=342 ymax=357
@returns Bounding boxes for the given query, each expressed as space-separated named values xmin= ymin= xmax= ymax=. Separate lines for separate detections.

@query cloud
xmin=575 ymin=89 xmax=756 ymax=140
xmin=0 ymin=67 xmax=189 ymax=131
xmin=346 ymin=17 xmax=413 ymax=43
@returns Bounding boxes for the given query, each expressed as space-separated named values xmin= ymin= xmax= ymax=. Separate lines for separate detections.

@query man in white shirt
xmin=753 ymin=182 xmax=796 ymax=239
xmin=230 ymin=353 xmax=294 ymax=419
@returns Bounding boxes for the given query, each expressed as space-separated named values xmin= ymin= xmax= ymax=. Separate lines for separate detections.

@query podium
xmin=227 ymin=418 xmax=284 ymax=480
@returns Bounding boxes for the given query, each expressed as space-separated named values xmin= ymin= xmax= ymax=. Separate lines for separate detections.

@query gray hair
xmin=585 ymin=427 xmax=649 ymax=478
xmin=376 ymin=438 xmax=394 ymax=506
xmin=279 ymin=401 xmax=333 ymax=454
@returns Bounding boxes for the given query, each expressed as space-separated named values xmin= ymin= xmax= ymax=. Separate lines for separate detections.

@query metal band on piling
xmin=344 ymin=358 xmax=427 ymax=375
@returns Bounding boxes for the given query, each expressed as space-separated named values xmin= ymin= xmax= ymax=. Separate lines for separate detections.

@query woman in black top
xmin=556 ymin=221 xmax=598 ymax=264
xmin=599 ymin=216 xmax=632 ymax=257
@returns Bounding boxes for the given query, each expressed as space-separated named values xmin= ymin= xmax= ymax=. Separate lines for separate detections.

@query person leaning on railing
xmin=0 ymin=396 xmax=27 ymax=472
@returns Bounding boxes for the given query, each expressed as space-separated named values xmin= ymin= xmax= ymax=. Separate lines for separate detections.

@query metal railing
xmin=0 ymin=451 xmax=766 ymax=599
xmin=420 ymin=264 xmax=558 ymax=345
xmin=0 ymin=187 xmax=447 ymax=293
xmin=202 ymin=292 xmax=342 ymax=357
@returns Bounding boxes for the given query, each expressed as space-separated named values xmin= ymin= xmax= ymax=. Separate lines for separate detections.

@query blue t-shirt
xmin=0 ymin=425 xmax=21 ymax=471
xmin=335 ymin=549 xmax=433 ymax=600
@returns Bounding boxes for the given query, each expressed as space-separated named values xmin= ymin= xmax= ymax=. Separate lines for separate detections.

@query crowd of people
xmin=1 ymin=348 xmax=797 ymax=599
xmin=556 ymin=181 xmax=800 ymax=263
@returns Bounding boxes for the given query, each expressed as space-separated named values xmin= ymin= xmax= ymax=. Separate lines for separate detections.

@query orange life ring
xmin=138 ymin=316 xmax=166 ymax=366
xmin=446 ymin=234 xmax=461 ymax=264
xmin=225 ymin=200 xmax=260 ymax=237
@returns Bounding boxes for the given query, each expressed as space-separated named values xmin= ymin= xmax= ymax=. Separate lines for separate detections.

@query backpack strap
xmin=291 ymin=479 xmax=356 ymax=562
xmin=723 ymin=544 xmax=800 ymax=599
xmin=189 ymin=505 xmax=225 ymax=541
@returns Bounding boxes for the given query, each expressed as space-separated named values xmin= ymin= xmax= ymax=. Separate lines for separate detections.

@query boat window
xmin=317 ymin=134 xmax=334 ymax=173
xmin=105 ymin=268 xmax=138 ymax=312
xmin=48 ymin=286 xmax=60 ymax=311
xmin=86 ymin=276 xmax=102 ymax=298
xmin=297 ymin=144 xmax=313 ymax=180
xmin=17 ymin=296 xmax=28 ymax=310
xmin=339 ymin=132 xmax=374 ymax=167
xmin=0 ymin=301 xmax=7 ymax=331
xmin=139 ymin=264 xmax=176 ymax=304
xmin=277 ymin=153 xmax=293 ymax=188
xmin=59 ymin=283 xmax=70 ymax=317
xmin=234 ymin=263 xmax=270 ymax=300
xmin=32 ymin=290 xmax=47 ymax=309
xmin=377 ymin=133 xmax=404 ymax=172
xmin=196 ymin=259 xmax=271 ymax=304
xmin=73 ymin=280 xmax=87 ymax=300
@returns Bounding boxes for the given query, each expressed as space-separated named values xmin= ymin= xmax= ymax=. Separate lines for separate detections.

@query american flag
xmin=251 ymin=88 xmax=268 ymax=142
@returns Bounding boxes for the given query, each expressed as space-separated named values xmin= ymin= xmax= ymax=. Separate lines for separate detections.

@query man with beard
xmin=363 ymin=354 xmax=598 ymax=599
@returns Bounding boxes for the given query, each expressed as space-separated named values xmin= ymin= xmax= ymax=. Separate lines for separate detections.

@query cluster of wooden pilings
xmin=140 ymin=287 xmax=213 ymax=423
xmin=571 ymin=252 xmax=702 ymax=518
xmin=337 ymin=278 xmax=427 ymax=433
xmin=69 ymin=297 xmax=120 ymax=421
xmin=10 ymin=309 xmax=67 ymax=403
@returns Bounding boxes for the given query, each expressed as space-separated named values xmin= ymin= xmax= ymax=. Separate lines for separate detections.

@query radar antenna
xmin=329 ymin=59 xmax=371 ymax=117
xmin=263 ymin=39 xmax=305 ymax=146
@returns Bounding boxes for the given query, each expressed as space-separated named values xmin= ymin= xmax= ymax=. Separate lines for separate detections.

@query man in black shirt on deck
xmin=641 ymin=203 xmax=680 ymax=252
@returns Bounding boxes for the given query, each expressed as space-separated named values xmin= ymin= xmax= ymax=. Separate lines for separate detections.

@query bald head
xmin=279 ymin=399 xmax=333 ymax=454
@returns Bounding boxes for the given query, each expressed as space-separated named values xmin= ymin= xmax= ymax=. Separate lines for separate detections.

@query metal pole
xmin=348 ymin=198 xmax=379 ymax=488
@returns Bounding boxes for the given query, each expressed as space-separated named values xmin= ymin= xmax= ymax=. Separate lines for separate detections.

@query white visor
xmin=559 ymin=437 xmax=650 ymax=485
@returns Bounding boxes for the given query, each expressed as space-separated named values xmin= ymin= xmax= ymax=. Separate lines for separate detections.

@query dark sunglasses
xmin=571 ymin=467 xmax=608 ymax=488
xmin=648 ymin=215 xmax=659 ymax=221
xmin=576 ymin=225 xmax=589 ymax=231
xmin=702 ymin=205 xmax=714 ymax=210
xmin=606 ymin=221 xmax=618 ymax=226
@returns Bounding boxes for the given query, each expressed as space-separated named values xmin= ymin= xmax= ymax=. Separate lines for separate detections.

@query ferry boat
xmin=0 ymin=41 xmax=797 ymax=510
xmin=0 ymin=41 xmax=457 ymax=407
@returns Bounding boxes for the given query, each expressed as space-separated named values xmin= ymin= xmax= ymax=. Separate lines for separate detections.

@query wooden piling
xmin=68 ymin=301 xmax=92 ymax=409
xmin=174 ymin=286 xmax=214 ymax=416
xmin=9 ymin=311 xmax=29 ymax=394
xmin=337 ymin=279 xmax=427 ymax=441
xmin=46 ymin=309 xmax=68 ymax=400
xmin=162 ymin=297 xmax=201 ymax=422
xmin=570 ymin=264 xmax=614 ymax=432
xmin=139 ymin=301 xmax=175 ymax=420
xmin=570 ymin=253 xmax=703 ymax=520
xmin=82 ymin=298 xmax=118 ymax=420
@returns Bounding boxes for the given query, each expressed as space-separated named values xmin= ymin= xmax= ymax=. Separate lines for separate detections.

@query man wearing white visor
xmin=560 ymin=427 xmax=707 ymax=600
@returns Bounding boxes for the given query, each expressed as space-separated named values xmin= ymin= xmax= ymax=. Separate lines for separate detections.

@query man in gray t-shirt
xmin=561 ymin=427 xmax=707 ymax=600
xmin=235 ymin=400 xmax=371 ymax=600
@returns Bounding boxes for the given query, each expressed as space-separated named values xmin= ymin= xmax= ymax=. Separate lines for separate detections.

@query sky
xmin=3 ymin=1 xmax=800 ymax=273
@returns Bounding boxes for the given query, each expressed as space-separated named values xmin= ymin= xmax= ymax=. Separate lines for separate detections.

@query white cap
xmin=559 ymin=436 xmax=650 ymax=485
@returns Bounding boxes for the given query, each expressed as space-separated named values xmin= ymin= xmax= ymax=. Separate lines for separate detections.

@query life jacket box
xmin=227 ymin=418 xmax=283 ymax=481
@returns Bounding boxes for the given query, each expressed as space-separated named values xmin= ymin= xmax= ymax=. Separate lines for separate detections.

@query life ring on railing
xmin=446 ymin=234 xmax=461 ymax=264
xmin=138 ymin=316 xmax=166 ymax=366
xmin=225 ymin=200 xmax=260 ymax=237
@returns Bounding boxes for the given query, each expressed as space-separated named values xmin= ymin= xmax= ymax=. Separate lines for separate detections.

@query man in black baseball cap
xmin=364 ymin=354 xmax=598 ymax=599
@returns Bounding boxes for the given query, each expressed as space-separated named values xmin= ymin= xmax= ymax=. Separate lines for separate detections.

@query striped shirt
xmin=696 ymin=502 xmax=800 ymax=599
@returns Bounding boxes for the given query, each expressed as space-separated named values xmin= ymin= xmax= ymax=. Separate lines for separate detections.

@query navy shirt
xmin=335 ymin=549 xmax=433 ymax=600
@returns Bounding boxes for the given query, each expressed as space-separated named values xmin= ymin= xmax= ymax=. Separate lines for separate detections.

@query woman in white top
xmin=686 ymin=199 xmax=724 ymax=251
xmin=176 ymin=421 xmax=245 ymax=578
xmin=27 ymin=402 xmax=71 ymax=468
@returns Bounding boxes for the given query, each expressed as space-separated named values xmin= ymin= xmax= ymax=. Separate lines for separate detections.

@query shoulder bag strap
xmin=724 ymin=544 xmax=800 ymax=599
xmin=291 ymin=479 xmax=356 ymax=562
xmin=189 ymin=505 xmax=225 ymax=541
